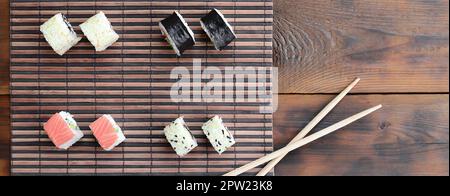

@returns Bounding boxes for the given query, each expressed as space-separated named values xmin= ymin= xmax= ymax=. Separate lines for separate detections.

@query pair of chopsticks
xmin=223 ymin=78 xmax=382 ymax=176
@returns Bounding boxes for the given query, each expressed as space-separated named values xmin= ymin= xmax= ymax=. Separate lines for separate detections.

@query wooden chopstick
xmin=223 ymin=104 xmax=382 ymax=176
xmin=256 ymin=78 xmax=360 ymax=176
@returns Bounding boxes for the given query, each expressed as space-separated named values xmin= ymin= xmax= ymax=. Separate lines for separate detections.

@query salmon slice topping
xmin=90 ymin=115 xmax=118 ymax=150
xmin=44 ymin=113 xmax=75 ymax=148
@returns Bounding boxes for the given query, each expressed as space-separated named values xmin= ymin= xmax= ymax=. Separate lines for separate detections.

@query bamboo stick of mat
xmin=256 ymin=78 xmax=360 ymax=176
xmin=223 ymin=104 xmax=382 ymax=176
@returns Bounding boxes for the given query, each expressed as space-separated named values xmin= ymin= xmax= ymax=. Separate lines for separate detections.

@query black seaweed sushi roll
xmin=200 ymin=9 xmax=237 ymax=51
xmin=159 ymin=11 xmax=196 ymax=56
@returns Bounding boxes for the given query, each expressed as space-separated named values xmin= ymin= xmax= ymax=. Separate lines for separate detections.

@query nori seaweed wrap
xmin=159 ymin=11 xmax=196 ymax=56
xmin=200 ymin=9 xmax=237 ymax=51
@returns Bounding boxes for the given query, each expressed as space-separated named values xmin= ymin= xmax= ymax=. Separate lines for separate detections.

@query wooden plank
xmin=273 ymin=94 xmax=449 ymax=176
xmin=0 ymin=0 xmax=9 ymax=95
xmin=274 ymin=0 xmax=449 ymax=93
xmin=2 ymin=0 xmax=449 ymax=95
xmin=5 ymin=94 xmax=446 ymax=176
xmin=0 ymin=95 xmax=10 ymax=176
xmin=0 ymin=0 xmax=10 ymax=176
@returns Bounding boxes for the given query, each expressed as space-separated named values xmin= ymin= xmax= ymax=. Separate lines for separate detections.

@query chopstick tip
xmin=349 ymin=77 xmax=361 ymax=87
xmin=373 ymin=104 xmax=383 ymax=110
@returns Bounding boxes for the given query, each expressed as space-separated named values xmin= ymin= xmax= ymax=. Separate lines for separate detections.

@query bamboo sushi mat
xmin=10 ymin=0 xmax=273 ymax=176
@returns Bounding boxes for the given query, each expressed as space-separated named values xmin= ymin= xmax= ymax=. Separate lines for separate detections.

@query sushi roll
xmin=200 ymin=9 xmax=237 ymax=51
xmin=80 ymin=12 xmax=119 ymax=52
xmin=43 ymin=111 xmax=83 ymax=150
xmin=89 ymin=115 xmax=126 ymax=151
xmin=164 ymin=117 xmax=198 ymax=157
xmin=159 ymin=12 xmax=196 ymax=56
xmin=202 ymin=116 xmax=235 ymax=154
xmin=40 ymin=13 xmax=82 ymax=56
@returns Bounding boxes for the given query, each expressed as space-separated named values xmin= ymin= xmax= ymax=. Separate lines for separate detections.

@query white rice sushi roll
xmin=159 ymin=11 xmax=196 ymax=56
xmin=89 ymin=115 xmax=126 ymax=151
xmin=200 ymin=9 xmax=237 ymax=51
xmin=40 ymin=13 xmax=82 ymax=56
xmin=202 ymin=116 xmax=235 ymax=154
xmin=80 ymin=11 xmax=119 ymax=52
xmin=164 ymin=117 xmax=198 ymax=157
xmin=43 ymin=111 xmax=84 ymax=150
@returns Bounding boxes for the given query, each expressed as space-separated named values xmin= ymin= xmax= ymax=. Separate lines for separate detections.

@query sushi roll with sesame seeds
xmin=40 ymin=13 xmax=82 ymax=56
xmin=164 ymin=117 xmax=198 ymax=157
xmin=202 ymin=116 xmax=235 ymax=154
xmin=200 ymin=9 xmax=237 ymax=51
xmin=159 ymin=11 xmax=196 ymax=56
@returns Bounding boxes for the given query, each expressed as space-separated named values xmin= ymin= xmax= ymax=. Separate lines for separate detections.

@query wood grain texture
xmin=274 ymin=94 xmax=449 ymax=176
xmin=274 ymin=0 xmax=449 ymax=93
xmin=0 ymin=0 xmax=10 ymax=175
xmin=0 ymin=95 xmax=10 ymax=176
xmin=0 ymin=0 xmax=9 ymax=95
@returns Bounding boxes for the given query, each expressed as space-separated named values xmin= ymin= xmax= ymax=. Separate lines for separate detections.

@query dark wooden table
xmin=0 ymin=0 xmax=448 ymax=176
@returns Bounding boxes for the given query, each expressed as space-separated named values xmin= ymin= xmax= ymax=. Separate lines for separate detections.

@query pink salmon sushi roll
xmin=89 ymin=115 xmax=126 ymax=151
xmin=43 ymin=111 xmax=83 ymax=150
